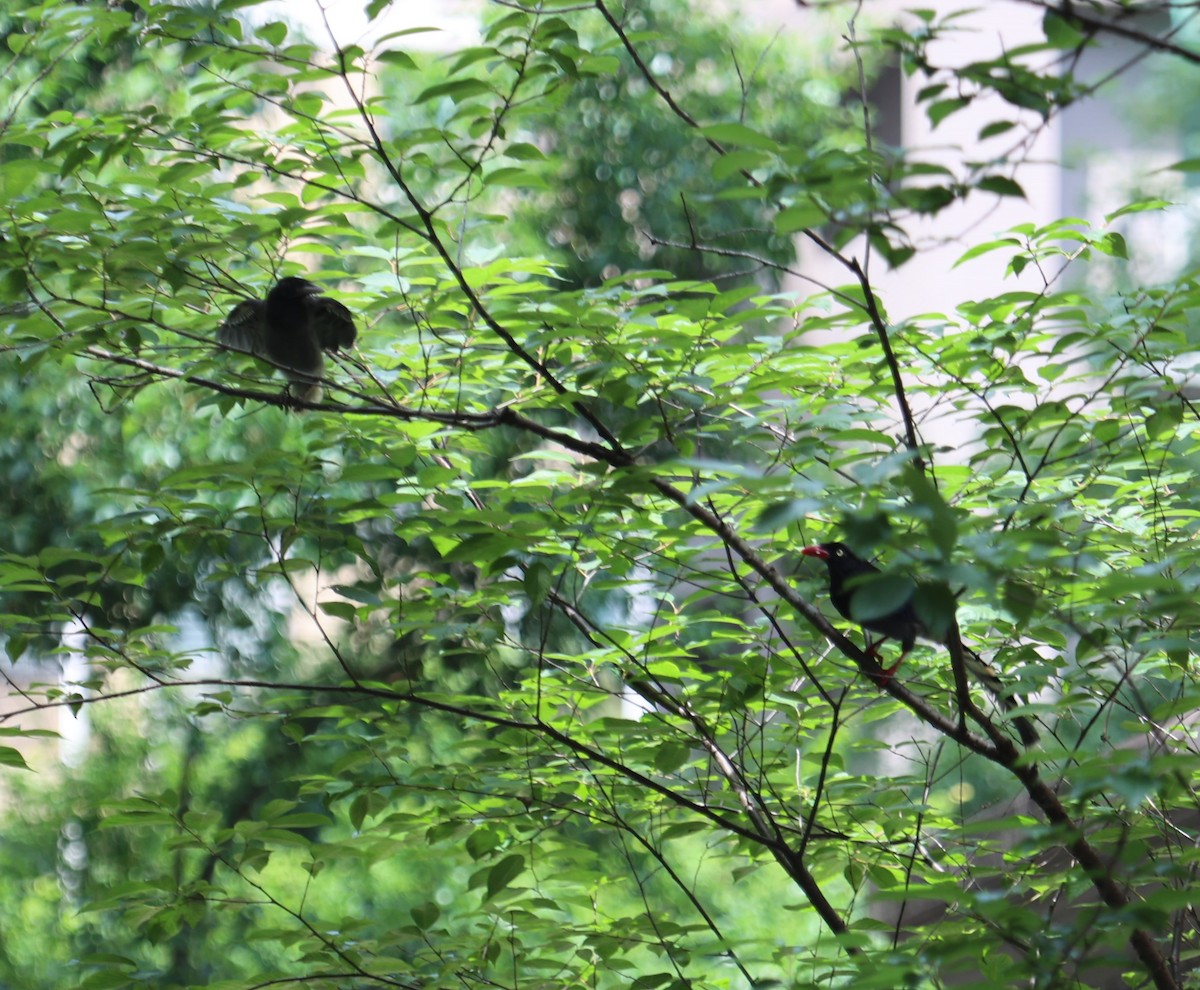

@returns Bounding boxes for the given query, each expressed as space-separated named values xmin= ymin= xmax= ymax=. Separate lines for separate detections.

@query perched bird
xmin=801 ymin=541 xmax=1038 ymax=746
xmin=801 ymin=542 xmax=924 ymax=676
xmin=218 ymin=277 xmax=357 ymax=402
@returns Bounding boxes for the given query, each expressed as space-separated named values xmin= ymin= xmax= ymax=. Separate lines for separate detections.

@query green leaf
xmin=867 ymin=228 xmax=915 ymax=268
xmin=774 ymin=200 xmax=826 ymax=234
xmin=257 ymin=21 xmax=288 ymax=46
xmin=1145 ymin=404 xmax=1182 ymax=440
xmin=912 ymin=583 xmax=957 ymax=642
xmin=523 ymin=561 xmax=553 ymax=606
xmin=270 ymin=813 xmax=332 ymax=829
xmin=375 ymin=49 xmax=418 ymax=71
xmin=979 ymin=120 xmax=1016 ymax=139
xmin=1105 ymin=198 xmax=1172 ymax=222
xmin=652 ymin=741 xmax=691 ymax=773
xmin=415 ymin=78 xmax=493 ymax=104
xmin=0 ymin=746 xmax=30 ymax=771
xmin=79 ymin=970 xmax=134 ymax=990
xmin=411 ymin=901 xmax=440 ymax=930
xmin=1043 ymin=9 xmax=1086 ymax=49
xmin=903 ymin=467 xmax=958 ymax=558
xmin=1163 ymin=157 xmax=1200 ymax=173
xmin=317 ymin=600 xmax=358 ymax=620
xmin=928 ymin=96 xmax=971 ymax=128
xmin=711 ymin=148 xmax=771 ymax=181
xmin=1002 ymin=580 xmax=1039 ymax=624
xmin=700 ymin=122 xmax=780 ymax=151
xmin=1097 ymin=231 xmax=1127 ymax=258
xmin=505 ymin=142 xmax=546 ymax=162
xmin=846 ymin=574 xmax=915 ymax=625
xmin=348 ymin=793 xmax=370 ymax=831
xmin=754 ymin=499 xmax=822 ymax=532
xmin=976 ymin=175 xmax=1026 ymax=199
xmin=484 ymin=854 xmax=525 ymax=900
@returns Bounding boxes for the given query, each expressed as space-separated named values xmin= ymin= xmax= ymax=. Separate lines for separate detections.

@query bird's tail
xmin=284 ymin=371 xmax=323 ymax=405
xmin=962 ymin=646 xmax=1040 ymax=747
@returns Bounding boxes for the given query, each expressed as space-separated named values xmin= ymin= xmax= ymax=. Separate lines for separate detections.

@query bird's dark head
xmin=801 ymin=542 xmax=877 ymax=577
xmin=270 ymin=277 xmax=320 ymax=300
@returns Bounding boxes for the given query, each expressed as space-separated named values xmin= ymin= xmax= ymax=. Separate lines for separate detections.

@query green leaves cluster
xmin=1 ymin=1 xmax=1200 ymax=989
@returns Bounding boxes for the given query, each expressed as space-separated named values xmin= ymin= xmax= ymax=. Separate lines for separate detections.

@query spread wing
xmin=217 ymin=299 xmax=266 ymax=354
xmin=308 ymin=295 xmax=356 ymax=352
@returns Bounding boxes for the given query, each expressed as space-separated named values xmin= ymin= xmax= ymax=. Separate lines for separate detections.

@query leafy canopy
xmin=1 ymin=2 xmax=1199 ymax=989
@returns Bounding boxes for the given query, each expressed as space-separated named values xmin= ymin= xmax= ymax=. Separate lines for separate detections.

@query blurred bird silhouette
xmin=218 ymin=277 xmax=356 ymax=403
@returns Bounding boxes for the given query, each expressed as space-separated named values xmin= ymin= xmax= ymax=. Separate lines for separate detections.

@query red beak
xmin=800 ymin=545 xmax=829 ymax=559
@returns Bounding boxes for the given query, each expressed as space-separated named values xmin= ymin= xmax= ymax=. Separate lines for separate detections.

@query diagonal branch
xmin=1009 ymin=0 xmax=1200 ymax=65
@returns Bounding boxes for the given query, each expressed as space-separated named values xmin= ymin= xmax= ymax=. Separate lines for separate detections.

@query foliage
xmin=1 ymin=1 xmax=1200 ymax=989
xmin=500 ymin=0 xmax=854 ymax=286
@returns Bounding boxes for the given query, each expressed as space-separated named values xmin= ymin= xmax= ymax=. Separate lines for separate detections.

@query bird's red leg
xmin=863 ymin=635 xmax=903 ymax=686
xmin=868 ymin=633 xmax=897 ymax=681
xmin=876 ymin=649 xmax=909 ymax=687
